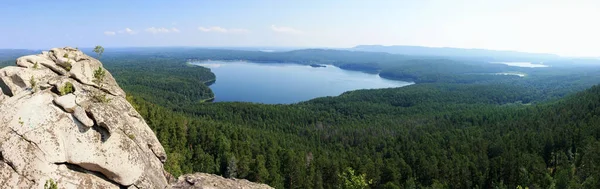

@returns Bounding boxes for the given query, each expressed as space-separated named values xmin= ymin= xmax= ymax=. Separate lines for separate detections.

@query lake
xmin=493 ymin=72 xmax=526 ymax=77
xmin=191 ymin=61 xmax=413 ymax=104
xmin=491 ymin=62 xmax=549 ymax=68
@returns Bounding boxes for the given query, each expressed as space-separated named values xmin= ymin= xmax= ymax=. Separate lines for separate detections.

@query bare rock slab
xmin=172 ymin=173 xmax=274 ymax=189
xmin=54 ymin=93 xmax=77 ymax=113
xmin=0 ymin=47 xmax=272 ymax=189
xmin=73 ymin=106 xmax=94 ymax=127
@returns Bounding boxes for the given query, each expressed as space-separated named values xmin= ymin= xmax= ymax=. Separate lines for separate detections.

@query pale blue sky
xmin=1 ymin=0 xmax=598 ymax=56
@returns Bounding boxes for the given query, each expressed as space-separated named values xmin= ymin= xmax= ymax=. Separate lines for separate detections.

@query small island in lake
xmin=310 ymin=64 xmax=327 ymax=68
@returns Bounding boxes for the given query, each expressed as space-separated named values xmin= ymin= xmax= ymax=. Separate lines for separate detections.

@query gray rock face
xmin=54 ymin=94 xmax=77 ymax=113
xmin=0 ymin=47 xmax=168 ymax=188
xmin=172 ymin=173 xmax=274 ymax=189
xmin=0 ymin=47 xmax=272 ymax=189
xmin=73 ymin=106 xmax=94 ymax=127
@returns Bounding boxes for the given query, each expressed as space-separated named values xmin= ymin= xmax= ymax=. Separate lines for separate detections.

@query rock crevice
xmin=9 ymin=128 xmax=47 ymax=156
xmin=54 ymin=162 xmax=125 ymax=188
xmin=0 ymin=47 xmax=167 ymax=188
xmin=0 ymin=151 xmax=34 ymax=183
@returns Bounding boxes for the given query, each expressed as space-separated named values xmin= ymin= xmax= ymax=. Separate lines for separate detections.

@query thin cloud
xmin=145 ymin=27 xmax=180 ymax=34
xmin=271 ymin=25 xmax=303 ymax=34
xmin=104 ymin=31 xmax=116 ymax=36
xmin=198 ymin=26 xmax=249 ymax=34
xmin=118 ymin=28 xmax=137 ymax=35
xmin=198 ymin=26 xmax=227 ymax=32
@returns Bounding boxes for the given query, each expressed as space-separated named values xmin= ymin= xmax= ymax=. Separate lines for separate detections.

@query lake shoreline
xmin=190 ymin=60 xmax=413 ymax=104
xmin=190 ymin=59 xmax=408 ymax=81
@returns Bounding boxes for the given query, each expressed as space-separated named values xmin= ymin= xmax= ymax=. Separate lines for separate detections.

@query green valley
xmin=93 ymin=48 xmax=600 ymax=188
xmin=2 ymin=48 xmax=599 ymax=188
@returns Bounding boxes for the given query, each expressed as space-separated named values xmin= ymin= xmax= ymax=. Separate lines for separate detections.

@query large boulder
xmin=0 ymin=47 xmax=168 ymax=188
xmin=54 ymin=93 xmax=77 ymax=113
xmin=172 ymin=173 xmax=274 ymax=189
xmin=73 ymin=106 xmax=94 ymax=127
xmin=0 ymin=66 xmax=54 ymax=97
xmin=0 ymin=47 xmax=273 ymax=189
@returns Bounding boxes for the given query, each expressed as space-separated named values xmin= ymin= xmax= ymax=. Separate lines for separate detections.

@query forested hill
xmin=2 ymin=48 xmax=600 ymax=188
xmin=129 ymin=82 xmax=600 ymax=188
xmin=99 ymin=54 xmax=216 ymax=107
xmin=4 ymin=47 xmax=599 ymax=87
xmin=351 ymin=45 xmax=559 ymax=61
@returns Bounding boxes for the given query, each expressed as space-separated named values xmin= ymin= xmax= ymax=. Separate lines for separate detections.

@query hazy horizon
xmin=2 ymin=0 xmax=599 ymax=57
xmin=2 ymin=45 xmax=598 ymax=59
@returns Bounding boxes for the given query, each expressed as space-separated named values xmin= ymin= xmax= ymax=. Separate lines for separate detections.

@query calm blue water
xmin=491 ymin=62 xmax=549 ymax=68
xmin=192 ymin=61 xmax=414 ymax=104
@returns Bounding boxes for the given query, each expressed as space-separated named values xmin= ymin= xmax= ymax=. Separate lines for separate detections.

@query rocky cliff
xmin=0 ymin=47 xmax=272 ymax=189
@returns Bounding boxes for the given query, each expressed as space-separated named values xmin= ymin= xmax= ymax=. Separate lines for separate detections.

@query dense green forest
xmin=94 ymin=48 xmax=600 ymax=106
xmin=110 ymin=49 xmax=600 ymax=188
xmin=126 ymin=83 xmax=600 ymax=189
xmin=2 ymin=48 xmax=600 ymax=188
xmin=100 ymin=54 xmax=216 ymax=107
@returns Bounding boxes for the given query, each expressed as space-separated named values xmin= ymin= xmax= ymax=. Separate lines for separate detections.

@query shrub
xmin=29 ymin=76 xmax=37 ymax=92
xmin=92 ymin=67 xmax=110 ymax=103
xmin=93 ymin=45 xmax=104 ymax=59
xmin=93 ymin=93 xmax=111 ymax=103
xmin=93 ymin=67 xmax=106 ymax=85
xmin=59 ymin=82 xmax=74 ymax=96
xmin=44 ymin=179 xmax=58 ymax=189
xmin=58 ymin=61 xmax=72 ymax=71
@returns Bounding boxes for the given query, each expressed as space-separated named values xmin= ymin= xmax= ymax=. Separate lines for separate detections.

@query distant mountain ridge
xmin=351 ymin=45 xmax=560 ymax=61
